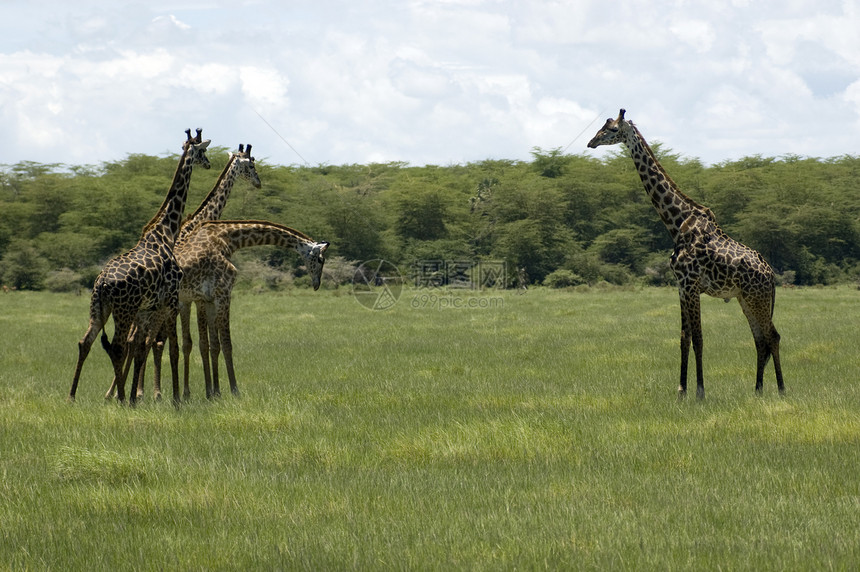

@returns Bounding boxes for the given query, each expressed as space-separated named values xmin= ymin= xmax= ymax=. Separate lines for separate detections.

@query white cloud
xmin=0 ymin=0 xmax=857 ymax=167
xmin=670 ymin=19 xmax=715 ymax=53
xmin=239 ymin=66 xmax=290 ymax=110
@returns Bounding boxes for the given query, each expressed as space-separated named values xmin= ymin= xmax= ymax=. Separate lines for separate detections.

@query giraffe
xmin=69 ymin=128 xmax=211 ymax=404
xmin=587 ymin=109 xmax=784 ymax=398
xmin=127 ymin=144 xmax=262 ymax=401
xmin=175 ymin=220 xmax=329 ymax=398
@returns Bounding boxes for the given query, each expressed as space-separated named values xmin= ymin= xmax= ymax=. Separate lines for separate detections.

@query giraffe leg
xmin=70 ymin=322 xmax=102 ymax=402
xmin=164 ymin=311 xmax=181 ymax=406
xmin=105 ymin=346 xmax=132 ymax=400
xmin=108 ymin=322 xmax=134 ymax=404
xmin=150 ymin=332 xmax=164 ymax=401
xmin=128 ymin=336 xmax=148 ymax=407
xmin=690 ymin=297 xmax=705 ymax=400
xmin=678 ymin=291 xmax=705 ymax=399
xmin=180 ymin=302 xmax=193 ymax=400
xmin=206 ymin=303 xmax=223 ymax=398
xmin=739 ymin=296 xmax=784 ymax=395
xmin=771 ymin=328 xmax=785 ymax=395
xmin=218 ymin=301 xmax=240 ymax=396
xmin=197 ymin=302 xmax=214 ymax=399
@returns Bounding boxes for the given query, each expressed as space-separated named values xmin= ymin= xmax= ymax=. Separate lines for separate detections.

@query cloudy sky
xmin=1 ymin=0 xmax=858 ymax=168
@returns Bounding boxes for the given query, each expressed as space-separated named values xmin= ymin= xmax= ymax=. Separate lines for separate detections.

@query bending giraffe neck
xmin=178 ymin=153 xmax=240 ymax=245
xmin=140 ymin=147 xmax=195 ymax=246
xmin=623 ymin=121 xmax=707 ymax=244
xmin=201 ymin=220 xmax=318 ymax=256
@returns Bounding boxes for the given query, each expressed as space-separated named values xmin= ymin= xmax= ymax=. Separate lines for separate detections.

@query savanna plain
xmin=1 ymin=285 xmax=859 ymax=570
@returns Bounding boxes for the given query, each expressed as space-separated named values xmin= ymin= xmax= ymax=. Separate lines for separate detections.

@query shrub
xmin=43 ymin=268 xmax=83 ymax=293
xmin=543 ymin=269 xmax=585 ymax=289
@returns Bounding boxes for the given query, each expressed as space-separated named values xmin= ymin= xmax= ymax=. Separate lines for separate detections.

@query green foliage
xmin=0 ymin=240 xmax=50 ymax=290
xmin=2 ymin=151 xmax=860 ymax=289
xmin=542 ymin=268 xmax=585 ymax=288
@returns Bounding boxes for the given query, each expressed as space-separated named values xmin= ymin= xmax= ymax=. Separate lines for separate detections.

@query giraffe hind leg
xmin=739 ymin=296 xmax=784 ymax=395
xmin=70 ymin=322 xmax=103 ymax=401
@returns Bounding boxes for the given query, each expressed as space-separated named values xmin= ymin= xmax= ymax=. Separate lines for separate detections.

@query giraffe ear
xmin=318 ymin=242 xmax=330 ymax=255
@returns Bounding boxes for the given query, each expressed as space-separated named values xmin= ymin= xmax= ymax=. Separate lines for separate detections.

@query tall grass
xmin=1 ymin=286 xmax=859 ymax=569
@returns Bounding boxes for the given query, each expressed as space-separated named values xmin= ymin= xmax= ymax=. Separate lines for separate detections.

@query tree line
xmin=1 ymin=146 xmax=859 ymax=291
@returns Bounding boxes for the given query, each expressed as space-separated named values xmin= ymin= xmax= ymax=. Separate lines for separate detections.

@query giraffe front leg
xmin=180 ymin=302 xmax=193 ymax=400
xmin=217 ymin=302 xmax=240 ymax=397
xmin=207 ymin=312 xmax=222 ymax=398
xmin=677 ymin=296 xmax=692 ymax=399
xmin=196 ymin=302 xmax=214 ymax=399
xmin=165 ymin=315 xmax=181 ymax=406
xmin=150 ymin=336 xmax=164 ymax=401
xmin=678 ymin=290 xmax=705 ymax=399
xmin=687 ymin=294 xmax=705 ymax=400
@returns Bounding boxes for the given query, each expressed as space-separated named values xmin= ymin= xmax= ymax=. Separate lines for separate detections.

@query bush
xmin=234 ymin=259 xmax=293 ymax=292
xmin=321 ymin=256 xmax=359 ymax=288
xmin=44 ymin=268 xmax=83 ymax=293
xmin=543 ymin=269 xmax=585 ymax=289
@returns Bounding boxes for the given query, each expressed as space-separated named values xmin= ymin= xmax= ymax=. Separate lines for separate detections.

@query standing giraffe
xmin=587 ymin=109 xmax=784 ymax=398
xmin=176 ymin=220 xmax=329 ymax=398
xmin=126 ymin=144 xmax=262 ymax=401
xmin=70 ymin=129 xmax=211 ymax=403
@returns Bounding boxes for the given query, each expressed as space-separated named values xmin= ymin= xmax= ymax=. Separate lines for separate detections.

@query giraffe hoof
xmin=696 ymin=387 xmax=705 ymax=400
xmin=677 ymin=387 xmax=687 ymax=399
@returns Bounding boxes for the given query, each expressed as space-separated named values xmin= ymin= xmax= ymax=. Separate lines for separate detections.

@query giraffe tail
xmin=770 ymin=280 xmax=776 ymax=318
xmin=101 ymin=331 xmax=112 ymax=355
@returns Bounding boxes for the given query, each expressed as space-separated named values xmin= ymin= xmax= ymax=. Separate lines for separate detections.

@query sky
xmin=1 ymin=0 xmax=859 ymax=168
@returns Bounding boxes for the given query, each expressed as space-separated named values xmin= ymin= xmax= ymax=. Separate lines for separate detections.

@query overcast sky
xmin=1 ymin=0 xmax=858 ymax=168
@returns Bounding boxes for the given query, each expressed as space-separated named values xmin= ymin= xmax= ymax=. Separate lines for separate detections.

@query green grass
xmin=1 ymin=285 xmax=860 ymax=569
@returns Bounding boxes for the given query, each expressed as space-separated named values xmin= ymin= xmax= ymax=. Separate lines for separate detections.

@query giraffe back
xmin=675 ymin=211 xmax=775 ymax=303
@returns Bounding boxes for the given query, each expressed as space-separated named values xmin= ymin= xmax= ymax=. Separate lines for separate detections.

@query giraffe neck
xmin=140 ymin=148 xmax=194 ymax=246
xmin=623 ymin=122 xmax=704 ymax=244
xmin=178 ymin=154 xmax=239 ymax=245
xmin=202 ymin=220 xmax=318 ymax=257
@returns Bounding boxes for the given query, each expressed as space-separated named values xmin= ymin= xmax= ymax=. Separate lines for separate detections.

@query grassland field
xmin=1 ymin=285 xmax=859 ymax=570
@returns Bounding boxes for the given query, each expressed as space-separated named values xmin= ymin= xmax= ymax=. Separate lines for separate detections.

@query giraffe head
xmin=300 ymin=241 xmax=330 ymax=291
xmin=587 ymin=109 xmax=630 ymax=149
xmin=184 ymin=128 xmax=212 ymax=170
xmin=234 ymin=144 xmax=262 ymax=189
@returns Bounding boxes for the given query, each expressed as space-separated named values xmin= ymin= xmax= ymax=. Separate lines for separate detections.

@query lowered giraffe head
xmin=587 ymin=109 xmax=630 ymax=149
xmin=184 ymin=128 xmax=213 ymax=170
xmin=299 ymin=241 xmax=330 ymax=291
xmin=234 ymin=143 xmax=262 ymax=189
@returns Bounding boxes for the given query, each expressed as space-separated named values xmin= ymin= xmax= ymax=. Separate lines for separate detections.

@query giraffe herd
xmin=70 ymin=109 xmax=785 ymax=404
xmin=70 ymin=129 xmax=329 ymax=405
